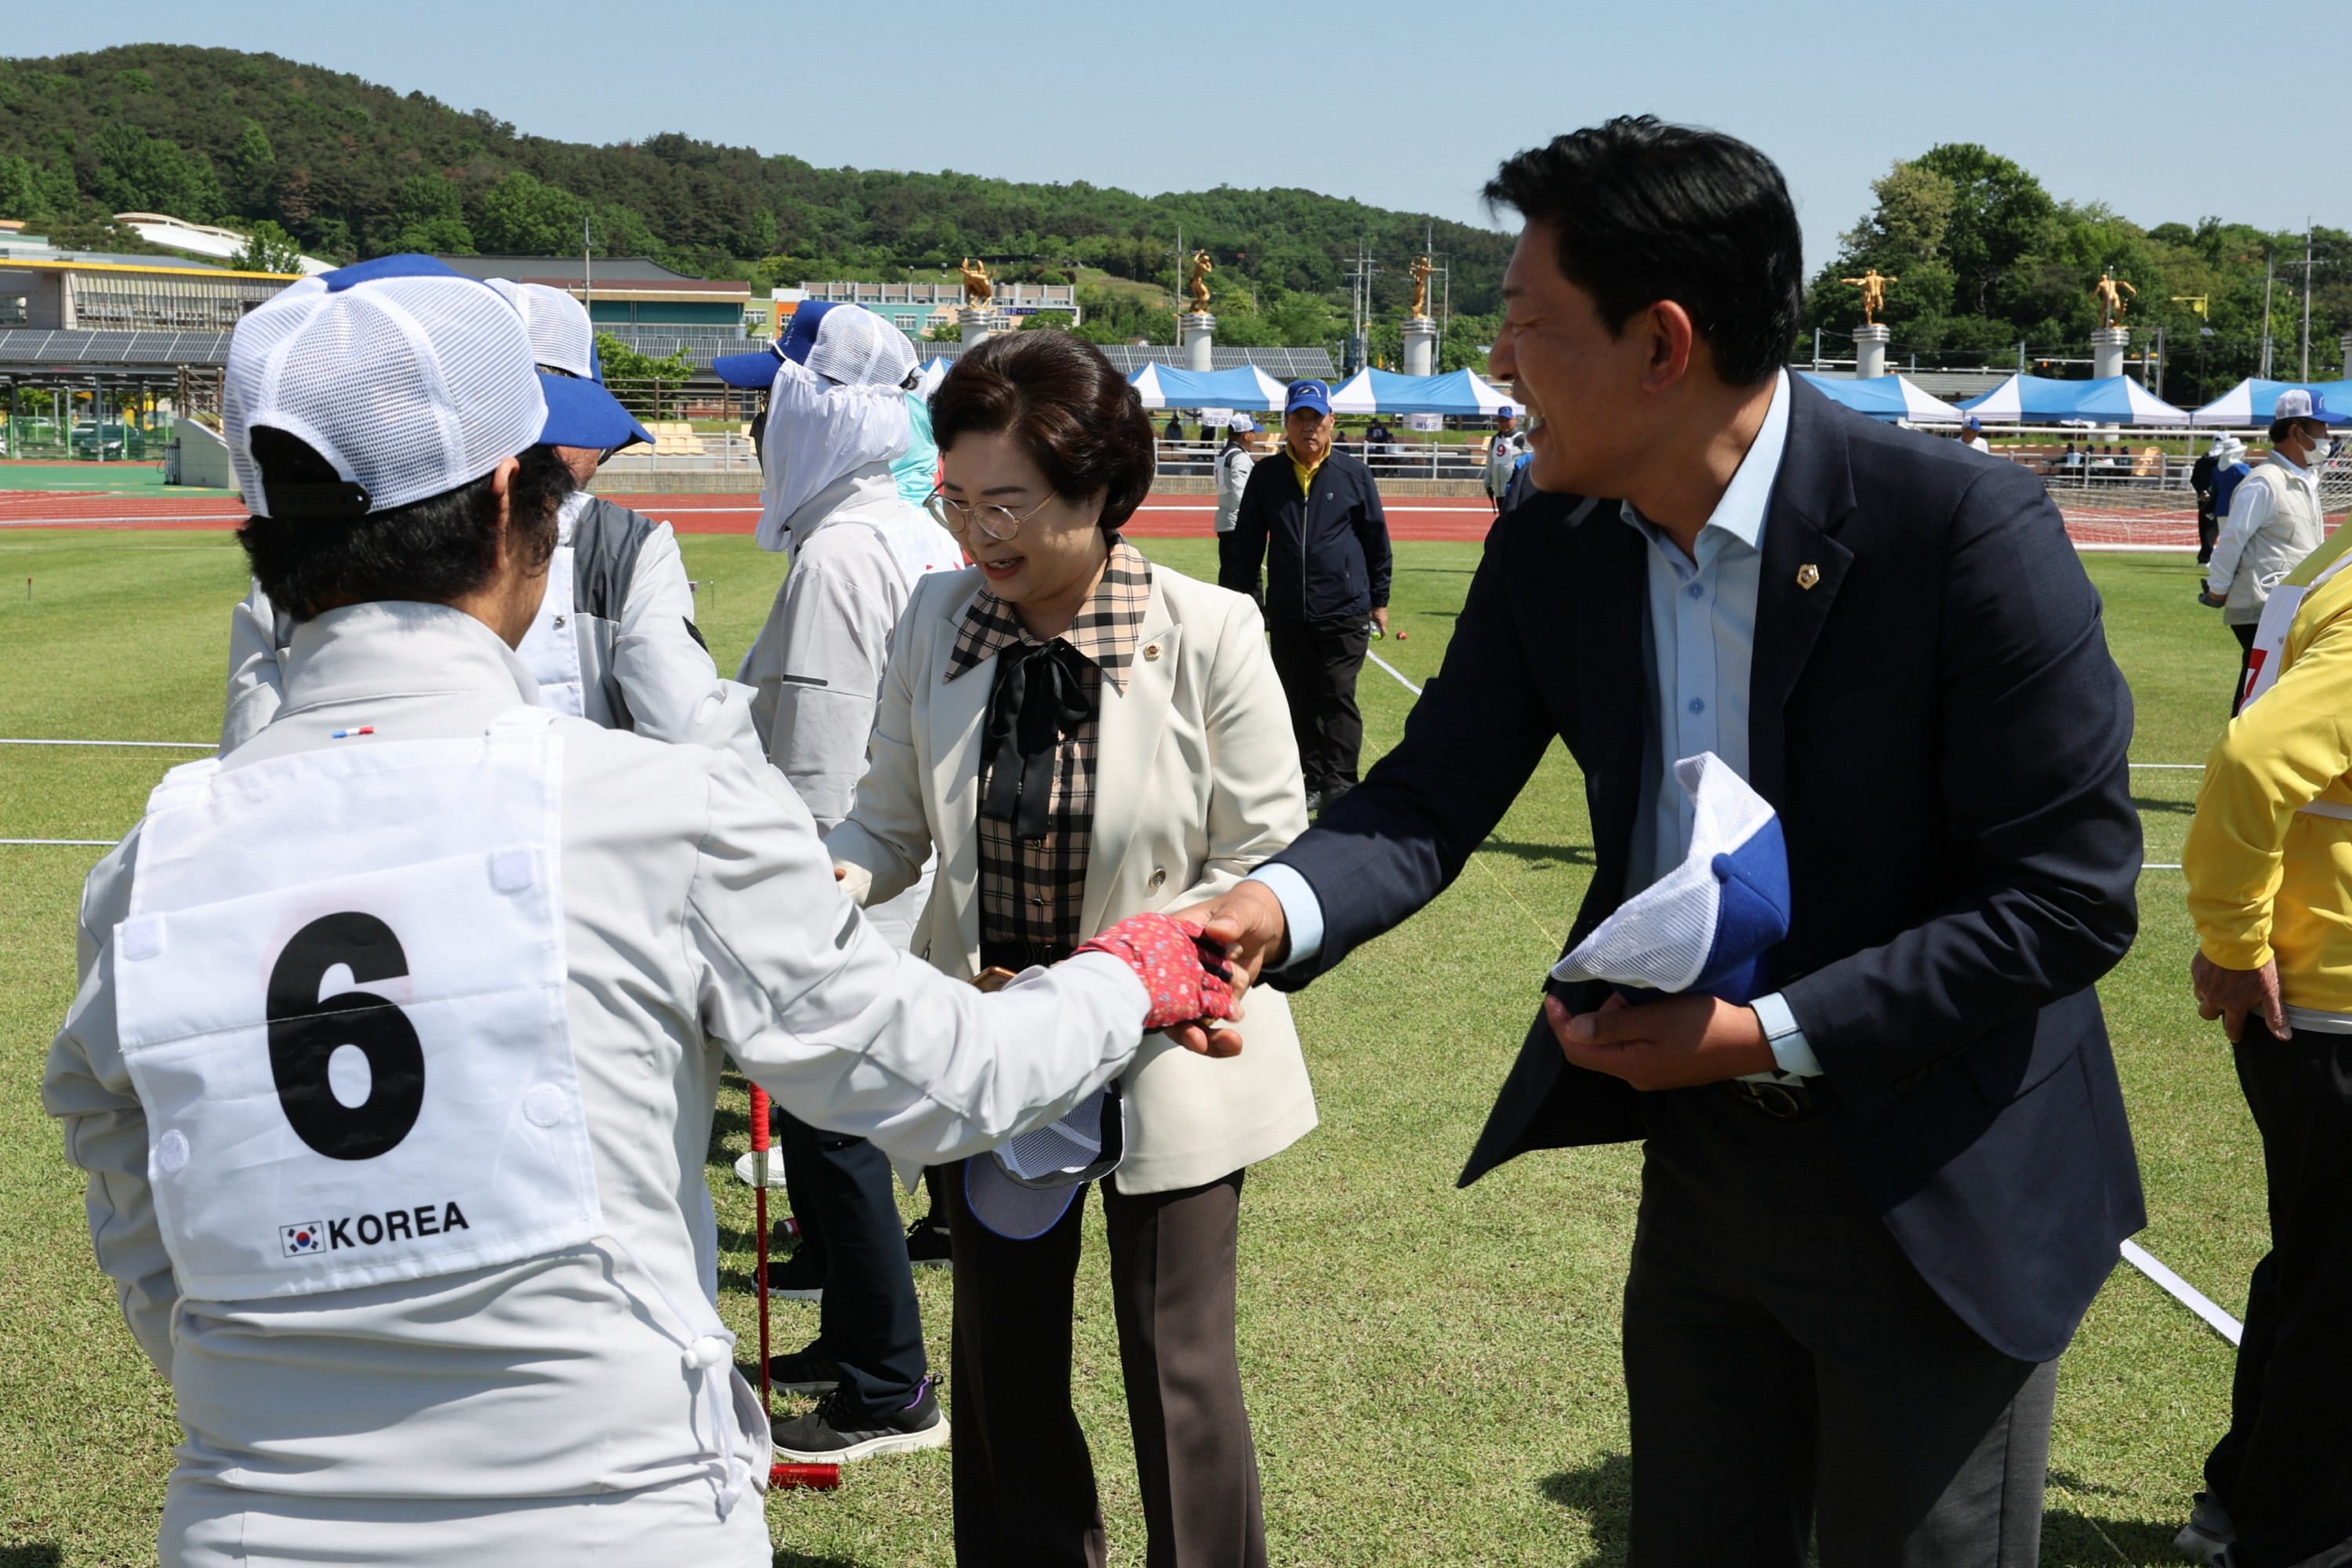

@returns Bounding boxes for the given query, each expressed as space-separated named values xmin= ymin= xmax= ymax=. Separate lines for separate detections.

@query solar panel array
xmin=0 ymin=329 xmax=234 ymax=368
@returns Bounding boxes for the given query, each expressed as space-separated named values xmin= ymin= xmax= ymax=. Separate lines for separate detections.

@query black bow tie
xmin=981 ymin=639 xmax=1096 ymax=841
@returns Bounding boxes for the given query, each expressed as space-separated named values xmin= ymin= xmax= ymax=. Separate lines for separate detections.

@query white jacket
xmin=45 ymin=601 xmax=1155 ymax=1563
xmin=222 ymin=492 xmax=764 ymax=771
xmin=826 ymin=562 xmax=1319 ymax=1194
xmin=2209 ymin=454 xmax=2328 ymax=626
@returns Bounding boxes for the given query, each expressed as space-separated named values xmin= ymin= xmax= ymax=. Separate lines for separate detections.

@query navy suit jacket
xmin=1265 ymin=377 xmax=2146 ymax=1363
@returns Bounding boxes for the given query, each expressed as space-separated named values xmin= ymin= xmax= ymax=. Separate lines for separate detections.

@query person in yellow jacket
xmin=2179 ymin=508 xmax=2352 ymax=1568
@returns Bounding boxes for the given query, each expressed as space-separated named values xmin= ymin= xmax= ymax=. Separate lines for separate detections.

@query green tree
xmin=1911 ymin=143 xmax=2058 ymax=319
xmin=594 ymin=332 xmax=694 ymax=383
xmin=227 ymin=120 xmax=276 ymax=211
xmin=90 ymin=123 xmax=223 ymax=222
xmin=475 ymin=171 xmax=586 ymax=255
xmin=230 ymin=219 xmax=307 ymax=275
xmin=383 ymin=175 xmax=474 ymax=254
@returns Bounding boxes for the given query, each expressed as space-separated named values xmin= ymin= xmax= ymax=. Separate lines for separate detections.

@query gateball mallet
xmin=747 ymin=1083 xmax=840 ymax=1491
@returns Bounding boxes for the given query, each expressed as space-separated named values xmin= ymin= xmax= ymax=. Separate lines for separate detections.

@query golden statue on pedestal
xmin=959 ymin=256 xmax=993 ymax=309
xmin=1186 ymin=249 xmax=1213 ymax=315
xmin=1841 ymin=267 xmax=1897 ymax=325
xmin=2094 ymin=268 xmax=2136 ymax=328
xmin=1409 ymin=255 xmax=1434 ymax=319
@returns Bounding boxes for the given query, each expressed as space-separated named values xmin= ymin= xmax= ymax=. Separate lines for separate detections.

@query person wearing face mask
xmin=825 ymin=330 xmax=1316 ymax=1566
xmin=219 ymin=278 xmax=765 ymax=774
xmin=2205 ymin=390 xmax=2339 ymax=715
xmin=717 ymin=303 xmax=965 ymax=1461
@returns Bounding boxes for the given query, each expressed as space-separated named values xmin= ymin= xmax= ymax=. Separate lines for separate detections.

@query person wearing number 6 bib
xmin=42 ymin=256 xmax=1243 ymax=1568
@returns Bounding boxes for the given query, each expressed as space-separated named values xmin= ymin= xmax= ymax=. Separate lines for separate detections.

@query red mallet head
xmin=1395 ymin=630 xmax=1407 ymax=641
xmin=772 ymin=1462 xmax=841 ymax=1490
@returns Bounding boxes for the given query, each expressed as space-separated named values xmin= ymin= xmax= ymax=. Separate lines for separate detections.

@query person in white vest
xmin=714 ymin=303 xmax=965 ymax=1459
xmin=43 ymin=255 xmax=1245 ymax=1568
xmin=1214 ymin=415 xmax=1258 ymax=534
xmin=2205 ymin=388 xmax=2339 ymax=715
xmin=219 ymin=278 xmax=764 ymax=771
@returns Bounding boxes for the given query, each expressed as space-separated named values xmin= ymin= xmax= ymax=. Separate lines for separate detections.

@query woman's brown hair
xmin=930 ymin=331 xmax=1157 ymax=529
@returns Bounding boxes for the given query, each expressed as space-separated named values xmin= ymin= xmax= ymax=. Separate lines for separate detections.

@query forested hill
xmin=0 ymin=45 xmax=1511 ymax=351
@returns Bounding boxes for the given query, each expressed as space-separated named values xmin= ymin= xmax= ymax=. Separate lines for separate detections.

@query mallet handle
xmin=750 ymin=1083 xmax=772 ymax=1416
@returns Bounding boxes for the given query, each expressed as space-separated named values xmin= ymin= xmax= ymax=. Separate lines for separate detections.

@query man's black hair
xmin=237 ymin=430 xmax=572 ymax=620
xmin=1484 ymin=114 xmax=1804 ymax=387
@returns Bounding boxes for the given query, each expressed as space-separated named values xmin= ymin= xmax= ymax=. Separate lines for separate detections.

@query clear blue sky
xmin=10 ymin=0 xmax=2339 ymax=276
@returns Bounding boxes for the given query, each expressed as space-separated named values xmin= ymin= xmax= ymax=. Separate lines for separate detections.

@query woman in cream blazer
xmin=825 ymin=330 xmax=1312 ymax=1567
xmin=828 ymin=559 xmax=1318 ymax=1189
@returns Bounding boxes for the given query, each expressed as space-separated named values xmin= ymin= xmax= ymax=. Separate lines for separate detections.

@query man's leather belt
xmin=1729 ymin=1078 xmax=1816 ymax=1119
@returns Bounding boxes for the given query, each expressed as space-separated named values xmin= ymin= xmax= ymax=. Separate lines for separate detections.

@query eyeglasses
xmin=926 ymin=488 xmax=1056 ymax=542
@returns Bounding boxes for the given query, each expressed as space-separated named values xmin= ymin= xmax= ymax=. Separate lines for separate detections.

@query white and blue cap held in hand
xmin=1550 ymin=753 xmax=1791 ymax=1004
xmin=225 ymin=255 xmax=548 ymax=519
xmin=964 ymin=1083 xmax=1126 ymax=1241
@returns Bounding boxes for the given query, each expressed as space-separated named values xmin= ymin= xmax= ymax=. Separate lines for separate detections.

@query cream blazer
xmin=828 ymin=559 xmax=1319 ymax=1194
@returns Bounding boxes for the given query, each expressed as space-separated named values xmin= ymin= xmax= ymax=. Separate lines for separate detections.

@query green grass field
xmin=0 ymin=527 xmax=2260 ymax=1566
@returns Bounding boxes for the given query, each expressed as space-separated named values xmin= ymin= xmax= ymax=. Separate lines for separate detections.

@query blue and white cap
xmin=964 ymin=1084 xmax=1125 ymax=1240
xmin=712 ymin=300 xmax=918 ymax=391
xmin=2276 ymin=387 xmax=2333 ymax=424
xmin=226 ymin=255 xmax=547 ymax=518
xmin=1549 ymin=753 xmax=1791 ymax=1004
xmin=482 ymin=277 xmax=654 ymax=453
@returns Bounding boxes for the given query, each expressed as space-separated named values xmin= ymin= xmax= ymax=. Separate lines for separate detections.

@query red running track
xmin=9 ymin=487 xmax=2289 ymax=552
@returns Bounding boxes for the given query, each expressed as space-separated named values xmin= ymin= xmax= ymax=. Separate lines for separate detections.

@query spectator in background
xmin=1486 ymin=405 xmax=1530 ymax=512
xmin=2205 ymin=391 xmax=2337 ymax=715
xmin=2209 ymin=436 xmax=2252 ymax=569
xmin=1959 ymin=415 xmax=1991 ymax=454
xmin=2060 ymin=440 xmax=2082 ymax=473
xmin=1220 ymin=379 xmax=1392 ymax=814
xmin=1215 ymin=415 xmax=1258 ymax=537
xmin=2193 ymin=436 xmax=2224 ymax=564
xmin=2178 ymin=475 xmax=2352 ymax=1568
xmin=1164 ymin=409 xmax=1188 ymax=446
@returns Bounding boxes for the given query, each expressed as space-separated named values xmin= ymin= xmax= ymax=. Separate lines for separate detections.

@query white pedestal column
xmin=1401 ymin=316 xmax=1438 ymax=377
xmin=960 ymin=307 xmax=1005 ymax=348
xmin=1180 ymin=312 xmax=1215 ymax=372
xmin=1853 ymin=323 xmax=1890 ymax=381
xmin=2092 ymin=327 xmax=2130 ymax=382
xmin=2340 ymin=331 xmax=2352 ymax=379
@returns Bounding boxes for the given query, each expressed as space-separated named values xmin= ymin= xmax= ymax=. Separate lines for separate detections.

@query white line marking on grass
xmin=1367 ymin=651 xmax=1423 ymax=698
xmin=2121 ymin=1240 xmax=2243 ymax=1346
xmin=2 ymin=838 xmax=118 ymax=846
xmin=0 ymin=739 xmax=216 ymax=749
xmin=2131 ymin=763 xmax=2205 ymax=769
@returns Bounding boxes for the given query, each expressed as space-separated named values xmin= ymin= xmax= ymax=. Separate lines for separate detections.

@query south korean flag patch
xmin=281 ymin=1221 xmax=327 ymax=1258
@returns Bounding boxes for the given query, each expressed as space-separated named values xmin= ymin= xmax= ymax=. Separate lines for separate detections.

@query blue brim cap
xmin=711 ymin=347 xmax=783 ymax=389
xmin=537 ymin=373 xmax=654 ymax=452
xmin=1286 ymin=379 xmax=1331 ymax=417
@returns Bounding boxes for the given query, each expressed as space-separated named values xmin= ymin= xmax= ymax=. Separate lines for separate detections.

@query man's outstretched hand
xmin=2190 ymin=950 xmax=2285 ymax=1042
xmin=1548 ymin=991 xmax=1777 ymax=1090
xmin=1162 ymin=881 xmax=1291 ymax=1054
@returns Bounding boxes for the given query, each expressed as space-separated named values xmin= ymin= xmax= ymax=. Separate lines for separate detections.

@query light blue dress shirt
xmin=1248 ymin=370 xmax=1820 ymax=1078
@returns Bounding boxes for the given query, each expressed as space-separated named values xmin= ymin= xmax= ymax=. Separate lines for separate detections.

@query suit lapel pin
xmin=1796 ymin=564 xmax=1821 ymax=590
xmin=1142 ymin=643 xmax=1161 ymax=661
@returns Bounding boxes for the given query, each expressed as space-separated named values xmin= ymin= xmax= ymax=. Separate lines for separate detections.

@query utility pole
xmin=2261 ymin=254 xmax=2276 ymax=380
xmin=2300 ymin=227 xmax=2315 ymax=382
xmin=583 ymin=213 xmax=593 ymax=317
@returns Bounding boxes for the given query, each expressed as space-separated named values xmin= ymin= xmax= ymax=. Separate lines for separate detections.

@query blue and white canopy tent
xmin=2190 ymin=379 xmax=2352 ymax=426
xmin=1959 ymin=373 xmax=2190 ymax=425
xmin=1325 ymin=368 xmax=1517 ymax=416
xmin=1127 ymin=363 xmax=1290 ymax=411
xmin=1797 ymin=372 xmax=1966 ymax=423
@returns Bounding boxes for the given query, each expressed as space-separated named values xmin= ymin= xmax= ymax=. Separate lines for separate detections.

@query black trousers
xmin=947 ymin=1167 xmax=1265 ymax=1568
xmin=772 ymin=1108 xmax=927 ymax=1417
xmin=1267 ymin=616 xmax=1370 ymax=802
xmin=1622 ymin=1083 xmax=2056 ymax=1566
xmin=2231 ymin=620 xmax=2259 ymax=717
xmin=2198 ymin=500 xmax=2220 ymax=563
xmin=2203 ymin=1025 xmax=2352 ymax=1568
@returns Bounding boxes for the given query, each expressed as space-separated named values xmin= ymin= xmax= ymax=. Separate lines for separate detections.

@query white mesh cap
xmin=803 ymin=302 xmax=919 ymax=388
xmin=483 ymin=278 xmax=597 ymax=379
xmin=226 ymin=256 xmax=549 ymax=518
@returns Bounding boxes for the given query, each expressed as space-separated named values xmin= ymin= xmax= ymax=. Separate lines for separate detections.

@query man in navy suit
xmin=1174 ymin=117 xmax=2144 ymax=1566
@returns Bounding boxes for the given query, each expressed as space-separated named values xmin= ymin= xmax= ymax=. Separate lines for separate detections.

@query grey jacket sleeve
xmin=739 ymin=532 xmax=902 ymax=829
xmin=44 ymin=843 xmax=180 ymax=1376
xmin=608 ymin=524 xmax=768 ymax=775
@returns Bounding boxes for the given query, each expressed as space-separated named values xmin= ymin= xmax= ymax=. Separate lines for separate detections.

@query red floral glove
xmin=1073 ymin=913 xmax=1240 ymax=1033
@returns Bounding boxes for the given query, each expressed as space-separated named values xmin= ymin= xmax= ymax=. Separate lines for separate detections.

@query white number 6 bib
xmin=112 ymin=710 xmax=602 ymax=1301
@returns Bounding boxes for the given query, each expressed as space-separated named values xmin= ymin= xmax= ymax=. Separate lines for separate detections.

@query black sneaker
xmin=767 ymin=1341 xmax=840 ymax=1394
xmin=905 ymin=1215 xmax=952 ymax=1270
xmin=771 ymin=1377 xmax=949 ymax=1463
xmin=766 ymin=1245 xmax=824 ymax=1302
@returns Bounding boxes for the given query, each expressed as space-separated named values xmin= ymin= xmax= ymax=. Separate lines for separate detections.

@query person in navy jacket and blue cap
xmin=1217 ymin=377 xmax=1392 ymax=814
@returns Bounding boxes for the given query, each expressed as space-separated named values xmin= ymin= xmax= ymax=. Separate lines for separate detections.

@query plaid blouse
xmin=947 ymin=538 xmax=1152 ymax=951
